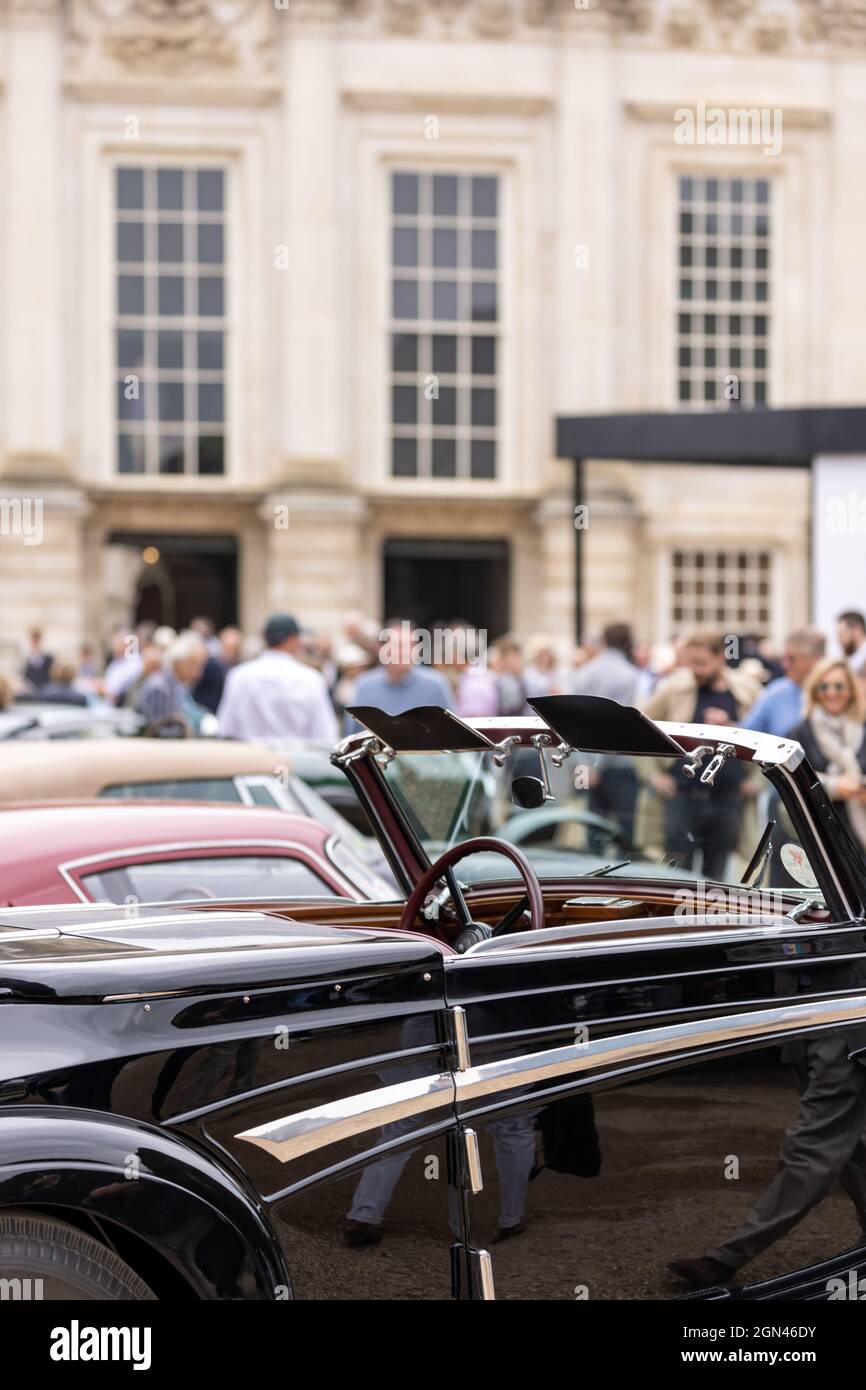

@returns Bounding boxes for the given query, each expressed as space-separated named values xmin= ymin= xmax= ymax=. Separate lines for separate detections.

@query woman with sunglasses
xmin=788 ymin=657 xmax=866 ymax=852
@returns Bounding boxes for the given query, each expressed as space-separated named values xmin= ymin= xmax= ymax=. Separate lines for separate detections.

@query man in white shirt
xmin=217 ymin=614 xmax=338 ymax=742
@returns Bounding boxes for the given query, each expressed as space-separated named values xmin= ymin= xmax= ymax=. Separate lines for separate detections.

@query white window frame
xmin=674 ymin=173 xmax=773 ymax=410
xmin=668 ymin=545 xmax=776 ymax=633
xmin=114 ymin=163 xmax=230 ymax=478
xmin=388 ymin=167 xmax=501 ymax=483
xmin=76 ymin=111 xmax=269 ymax=490
xmin=350 ymin=111 xmax=544 ymax=498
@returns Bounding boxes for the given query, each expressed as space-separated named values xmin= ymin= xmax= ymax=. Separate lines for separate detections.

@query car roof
xmin=0 ymin=738 xmax=289 ymax=800
xmin=0 ymin=801 xmax=330 ymax=866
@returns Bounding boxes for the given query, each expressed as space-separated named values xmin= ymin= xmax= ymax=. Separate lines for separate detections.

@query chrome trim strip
xmin=235 ymin=995 xmax=866 ymax=1164
xmin=454 ymin=994 xmax=866 ymax=1106
xmin=236 ymin=1070 xmax=454 ymax=1162
xmin=463 ymin=1128 xmax=483 ymax=1194
xmin=462 ymin=914 xmax=828 ymax=957
xmin=476 ymin=1249 xmax=495 ymax=1300
xmin=452 ymin=1005 xmax=471 ymax=1071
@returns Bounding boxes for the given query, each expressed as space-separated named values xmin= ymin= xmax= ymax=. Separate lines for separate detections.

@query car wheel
xmin=0 ymin=1211 xmax=157 ymax=1300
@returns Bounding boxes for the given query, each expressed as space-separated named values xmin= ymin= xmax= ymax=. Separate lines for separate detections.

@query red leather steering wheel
xmin=398 ymin=836 xmax=546 ymax=941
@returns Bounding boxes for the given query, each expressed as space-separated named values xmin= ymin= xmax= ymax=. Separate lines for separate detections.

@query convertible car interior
xmin=3 ymin=695 xmax=866 ymax=1303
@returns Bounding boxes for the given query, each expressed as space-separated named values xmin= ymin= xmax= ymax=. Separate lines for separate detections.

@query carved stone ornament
xmin=103 ymin=0 xmax=236 ymax=72
xmin=58 ymin=0 xmax=866 ymax=64
xmin=64 ymin=0 xmax=280 ymax=83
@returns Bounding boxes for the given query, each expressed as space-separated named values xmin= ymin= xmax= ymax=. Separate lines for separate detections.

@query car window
xmin=243 ymin=781 xmax=282 ymax=808
xmin=80 ymin=854 xmax=339 ymax=904
xmin=100 ymin=778 xmax=243 ymax=801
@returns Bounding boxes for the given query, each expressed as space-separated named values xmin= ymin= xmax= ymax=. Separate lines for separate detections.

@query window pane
xmin=198 ymin=276 xmax=224 ymax=316
xmin=157 ymin=331 xmax=183 ymax=370
xmin=116 ymin=168 xmax=144 ymax=210
xmin=472 ymin=176 xmax=497 ymax=218
xmin=118 ymin=276 xmax=145 ymax=315
xmin=471 ymin=387 xmax=496 ymax=427
xmin=158 ymin=381 xmax=184 ymax=421
xmin=198 ymin=436 xmax=224 ymax=475
xmin=392 ymin=437 xmax=417 ymax=476
xmin=158 ymin=435 xmax=185 ymax=474
xmin=470 ymin=439 xmax=495 ymax=478
xmin=158 ymin=223 xmax=184 ymax=263
xmin=197 ymin=331 xmax=224 ymax=371
xmin=392 ymin=226 xmax=418 ymax=267
xmin=432 ymin=281 xmax=457 ymax=320
xmin=431 ymin=437 xmax=457 ymax=478
xmin=432 ymin=387 xmax=456 ymax=426
xmin=118 ymin=433 xmax=145 ymax=474
xmin=471 ymin=336 xmax=496 ymax=375
xmin=471 ymin=281 xmax=497 ymax=321
xmin=392 ymin=172 xmax=418 ymax=215
xmin=472 ymin=229 xmax=497 ymax=269
xmin=432 ymin=335 xmax=457 ymax=374
xmin=198 ymin=382 xmax=224 ymax=423
xmin=117 ymin=222 xmax=144 ymax=262
xmin=102 ymin=779 xmax=242 ymax=802
xmin=392 ymin=279 xmax=418 ymax=319
xmin=391 ymin=333 xmax=418 ymax=372
xmin=157 ymin=168 xmax=184 ymax=210
xmin=432 ymin=227 xmax=457 ymax=268
xmin=117 ymin=378 xmax=146 ymax=421
xmin=197 ymin=169 xmax=224 ymax=212
xmin=158 ymin=276 xmax=184 ymax=315
xmin=117 ymin=329 xmax=145 ymax=369
xmin=432 ymin=174 xmax=458 ymax=216
xmin=197 ymin=223 xmax=224 ymax=265
xmin=392 ymin=385 xmax=417 ymax=425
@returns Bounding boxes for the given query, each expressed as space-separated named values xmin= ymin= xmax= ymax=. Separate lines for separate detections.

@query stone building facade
xmin=0 ymin=0 xmax=863 ymax=665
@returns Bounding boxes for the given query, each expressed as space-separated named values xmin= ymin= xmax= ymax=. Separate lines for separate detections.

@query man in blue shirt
xmin=345 ymin=621 xmax=452 ymax=733
xmin=744 ymin=627 xmax=825 ymax=738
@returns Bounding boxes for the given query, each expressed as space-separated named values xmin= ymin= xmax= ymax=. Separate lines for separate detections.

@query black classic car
xmin=3 ymin=695 xmax=866 ymax=1301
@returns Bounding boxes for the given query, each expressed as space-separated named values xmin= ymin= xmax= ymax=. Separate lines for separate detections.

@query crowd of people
xmin=7 ymin=605 xmax=866 ymax=867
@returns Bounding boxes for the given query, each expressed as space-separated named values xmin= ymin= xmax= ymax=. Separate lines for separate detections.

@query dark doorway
xmin=109 ymin=533 xmax=238 ymax=632
xmin=383 ymin=538 xmax=510 ymax=638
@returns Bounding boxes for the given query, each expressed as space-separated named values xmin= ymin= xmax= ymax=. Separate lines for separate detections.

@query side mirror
xmin=511 ymin=776 xmax=546 ymax=809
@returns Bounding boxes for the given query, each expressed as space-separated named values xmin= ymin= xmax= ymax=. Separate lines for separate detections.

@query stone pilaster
xmin=0 ymin=483 xmax=91 ymax=667
xmin=0 ymin=0 xmax=68 ymax=480
xmin=258 ymin=488 xmax=369 ymax=635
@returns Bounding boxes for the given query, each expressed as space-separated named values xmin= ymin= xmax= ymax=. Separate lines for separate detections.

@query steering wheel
xmin=398 ymin=837 xmax=545 ymax=952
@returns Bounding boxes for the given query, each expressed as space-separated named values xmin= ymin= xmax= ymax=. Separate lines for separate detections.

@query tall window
xmin=115 ymin=166 xmax=227 ymax=475
xmin=676 ymin=176 xmax=771 ymax=408
xmin=390 ymin=170 xmax=499 ymax=480
xmin=671 ymin=549 xmax=773 ymax=630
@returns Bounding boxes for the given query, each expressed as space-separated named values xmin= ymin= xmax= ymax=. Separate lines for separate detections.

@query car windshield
xmin=380 ymin=747 xmax=824 ymax=899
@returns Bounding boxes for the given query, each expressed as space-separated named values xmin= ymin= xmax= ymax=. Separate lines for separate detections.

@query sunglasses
xmin=818 ymin=681 xmax=848 ymax=694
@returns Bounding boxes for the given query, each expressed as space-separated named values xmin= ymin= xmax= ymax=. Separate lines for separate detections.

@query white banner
xmin=812 ymin=454 xmax=866 ymax=644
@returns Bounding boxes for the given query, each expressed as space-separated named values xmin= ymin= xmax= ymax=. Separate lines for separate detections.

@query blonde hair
xmin=803 ymin=657 xmax=865 ymax=721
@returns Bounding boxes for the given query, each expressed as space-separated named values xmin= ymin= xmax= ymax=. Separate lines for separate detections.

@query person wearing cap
xmin=216 ymin=614 xmax=338 ymax=742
